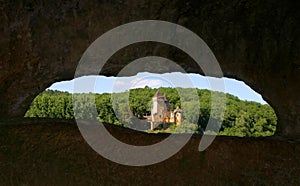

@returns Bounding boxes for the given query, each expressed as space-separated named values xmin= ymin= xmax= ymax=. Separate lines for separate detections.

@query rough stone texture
xmin=0 ymin=0 xmax=299 ymax=137
xmin=0 ymin=120 xmax=299 ymax=185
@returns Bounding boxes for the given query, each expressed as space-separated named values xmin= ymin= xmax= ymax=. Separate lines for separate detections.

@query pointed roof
xmin=153 ymin=90 xmax=162 ymax=98
xmin=163 ymin=93 xmax=168 ymax=101
xmin=174 ymin=106 xmax=182 ymax=113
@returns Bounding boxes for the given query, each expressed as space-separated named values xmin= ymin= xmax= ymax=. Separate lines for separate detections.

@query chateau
xmin=150 ymin=90 xmax=182 ymax=130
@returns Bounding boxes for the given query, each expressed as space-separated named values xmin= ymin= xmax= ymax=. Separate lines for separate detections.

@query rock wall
xmin=0 ymin=0 xmax=299 ymax=137
xmin=0 ymin=120 xmax=299 ymax=185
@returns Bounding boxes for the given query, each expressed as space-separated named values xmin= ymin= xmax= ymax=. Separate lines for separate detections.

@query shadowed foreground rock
xmin=0 ymin=119 xmax=299 ymax=185
xmin=0 ymin=0 xmax=299 ymax=137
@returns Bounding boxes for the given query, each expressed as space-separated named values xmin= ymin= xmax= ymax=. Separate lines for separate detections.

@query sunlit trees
xmin=25 ymin=87 xmax=277 ymax=137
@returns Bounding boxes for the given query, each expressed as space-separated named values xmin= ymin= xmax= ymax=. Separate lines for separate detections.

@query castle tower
xmin=150 ymin=90 xmax=171 ymax=130
xmin=173 ymin=106 xmax=183 ymax=126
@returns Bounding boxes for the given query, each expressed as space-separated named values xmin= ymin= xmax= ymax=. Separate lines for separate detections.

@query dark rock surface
xmin=0 ymin=0 xmax=299 ymax=137
xmin=0 ymin=119 xmax=299 ymax=185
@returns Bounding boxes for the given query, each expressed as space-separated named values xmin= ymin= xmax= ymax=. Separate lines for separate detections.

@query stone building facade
xmin=150 ymin=90 xmax=182 ymax=130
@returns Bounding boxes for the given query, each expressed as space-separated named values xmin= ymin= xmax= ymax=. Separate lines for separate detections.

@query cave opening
xmin=24 ymin=72 xmax=277 ymax=137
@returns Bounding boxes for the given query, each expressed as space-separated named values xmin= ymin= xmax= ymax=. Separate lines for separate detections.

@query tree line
xmin=25 ymin=88 xmax=277 ymax=137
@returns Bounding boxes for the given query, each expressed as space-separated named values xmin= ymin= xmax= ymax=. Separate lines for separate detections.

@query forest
xmin=25 ymin=88 xmax=277 ymax=137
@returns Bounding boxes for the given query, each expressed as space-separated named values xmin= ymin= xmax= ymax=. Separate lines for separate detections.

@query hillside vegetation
xmin=25 ymin=88 xmax=277 ymax=137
